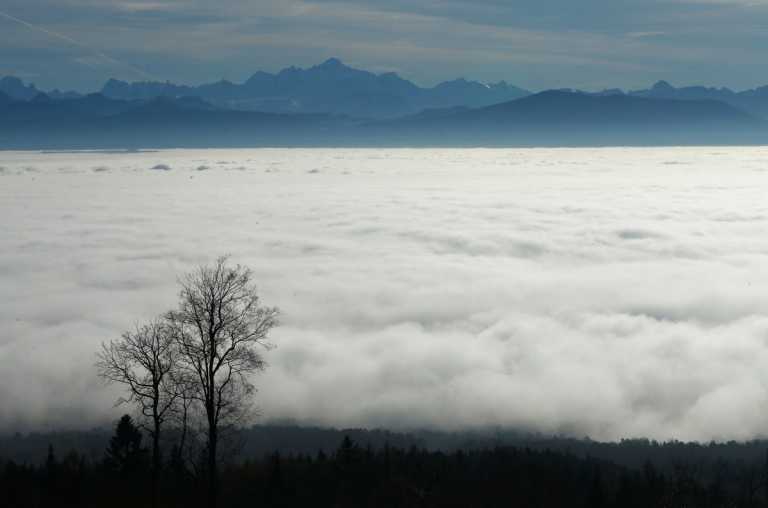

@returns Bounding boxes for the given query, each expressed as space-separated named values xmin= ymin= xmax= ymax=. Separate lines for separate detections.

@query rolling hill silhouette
xmin=0 ymin=91 xmax=13 ymax=108
xmin=629 ymin=81 xmax=768 ymax=119
xmin=0 ymin=88 xmax=764 ymax=148
xmin=363 ymin=90 xmax=763 ymax=146
xmin=400 ymin=90 xmax=756 ymax=127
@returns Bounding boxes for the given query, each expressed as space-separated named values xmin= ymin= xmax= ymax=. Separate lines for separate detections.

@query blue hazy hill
xmin=600 ymin=80 xmax=768 ymax=119
xmin=0 ymin=91 xmax=14 ymax=108
xmin=378 ymin=90 xmax=762 ymax=145
xmin=446 ymin=90 xmax=756 ymax=126
xmin=0 ymin=88 xmax=764 ymax=149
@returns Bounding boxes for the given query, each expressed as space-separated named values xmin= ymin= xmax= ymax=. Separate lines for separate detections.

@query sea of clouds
xmin=3 ymin=147 xmax=768 ymax=441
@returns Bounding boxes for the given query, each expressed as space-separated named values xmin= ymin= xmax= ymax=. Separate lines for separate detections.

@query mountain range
xmin=0 ymin=89 xmax=762 ymax=149
xmin=0 ymin=76 xmax=81 ymax=102
xmin=97 ymin=58 xmax=529 ymax=118
xmin=599 ymin=80 xmax=768 ymax=120
xmin=375 ymin=90 xmax=762 ymax=146
xmin=5 ymin=59 xmax=768 ymax=120
xmin=0 ymin=58 xmax=767 ymax=148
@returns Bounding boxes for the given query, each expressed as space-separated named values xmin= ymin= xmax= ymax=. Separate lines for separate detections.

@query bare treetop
xmin=167 ymin=256 xmax=279 ymax=508
xmin=170 ymin=257 xmax=278 ymax=416
xmin=97 ymin=319 xmax=177 ymax=425
xmin=96 ymin=256 xmax=278 ymax=508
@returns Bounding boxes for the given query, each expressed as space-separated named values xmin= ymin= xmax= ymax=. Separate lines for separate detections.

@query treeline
xmin=5 ymin=424 xmax=768 ymax=473
xmin=3 ymin=419 xmax=768 ymax=508
xmin=0 ymin=425 xmax=423 ymax=466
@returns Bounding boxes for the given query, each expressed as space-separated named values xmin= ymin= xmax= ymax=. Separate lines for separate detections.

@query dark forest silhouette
xmin=4 ymin=423 xmax=768 ymax=507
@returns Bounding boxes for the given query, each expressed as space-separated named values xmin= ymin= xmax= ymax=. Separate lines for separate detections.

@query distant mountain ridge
xmin=6 ymin=60 xmax=768 ymax=119
xmin=583 ymin=80 xmax=768 ymax=119
xmin=98 ymin=58 xmax=530 ymax=118
xmin=0 ymin=76 xmax=81 ymax=102
xmin=377 ymin=90 xmax=762 ymax=145
xmin=452 ymin=90 xmax=755 ymax=126
xmin=0 ymin=88 xmax=763 ymax=149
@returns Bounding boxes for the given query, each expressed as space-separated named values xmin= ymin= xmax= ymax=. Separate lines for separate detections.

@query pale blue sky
xmin=2 ymin=0 xmax=768 ymax=91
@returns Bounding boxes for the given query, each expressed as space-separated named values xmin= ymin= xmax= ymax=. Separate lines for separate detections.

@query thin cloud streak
xmin=3 ymin=0 xmax=768 ymax=90
xmin=0 ymin=8 xmax=154 ymax=79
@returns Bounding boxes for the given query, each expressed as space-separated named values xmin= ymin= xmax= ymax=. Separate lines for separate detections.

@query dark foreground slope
xmin=3 ymin=427 xmax=768 ymax=508
xmin=0 ymin=90 xmax=765 ymax=148
xmin=4 ymin=425 xmax=768 ymax=470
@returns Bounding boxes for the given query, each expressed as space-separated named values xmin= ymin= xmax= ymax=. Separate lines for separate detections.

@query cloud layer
xmin=2 ymin=147 xmax=768 ymax=441
xmin=4 ymin=0 xmax=768 ymax=91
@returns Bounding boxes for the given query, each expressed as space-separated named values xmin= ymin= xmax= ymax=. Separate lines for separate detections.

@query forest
xmin=4 ymin=418 xmax=768 ymax=507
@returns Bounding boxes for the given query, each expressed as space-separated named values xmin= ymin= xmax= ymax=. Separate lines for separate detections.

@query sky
xmin=2 ymin=0 xmax=768 ymax=92
xmin=3 ymin=147 xmax=768 ymax=441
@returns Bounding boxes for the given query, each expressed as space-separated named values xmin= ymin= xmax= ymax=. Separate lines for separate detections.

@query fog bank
xmin=2 ymin=147 xmax=768 ymax=441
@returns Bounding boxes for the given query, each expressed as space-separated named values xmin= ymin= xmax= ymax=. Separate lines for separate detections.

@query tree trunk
xmin=208 ymin=423 xmax=218 ymax=508
xmin=152 ymin=418 xmax=160 ymax=508
xmin=178 ymin=400 xmax=188 ymax=464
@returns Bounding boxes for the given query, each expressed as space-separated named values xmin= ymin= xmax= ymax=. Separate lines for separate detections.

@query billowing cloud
xmin=2 ymin=147 xmax=768 ymax=441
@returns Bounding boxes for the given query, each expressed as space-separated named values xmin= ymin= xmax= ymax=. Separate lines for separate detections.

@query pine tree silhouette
xmin=104 ymin=415 xmax=148 ymax=474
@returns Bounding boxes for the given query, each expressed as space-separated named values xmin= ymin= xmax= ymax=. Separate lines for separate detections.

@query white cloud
xmin=2 ymin=147 xmax=768 ymax=441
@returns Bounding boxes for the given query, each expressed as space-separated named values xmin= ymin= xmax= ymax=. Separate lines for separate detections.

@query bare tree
xmin=97 ymin=319 xmax=178 ymax=508
xmin=167 ymin=256 xmax=279 ymax=508
xmin=167 ymin=368 xmax=200 ymax=476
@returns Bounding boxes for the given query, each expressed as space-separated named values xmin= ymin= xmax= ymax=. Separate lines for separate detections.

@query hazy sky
xmin=2 ymin=0 xmax=768 ymax=92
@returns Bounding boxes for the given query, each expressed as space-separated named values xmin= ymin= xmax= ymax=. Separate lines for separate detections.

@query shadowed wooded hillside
xmin=3 ymin=424 xmax=768 ymax=508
